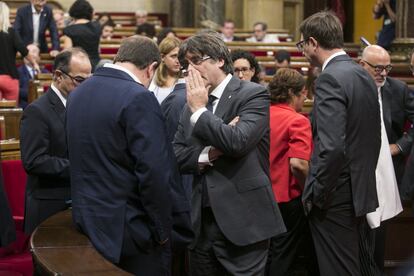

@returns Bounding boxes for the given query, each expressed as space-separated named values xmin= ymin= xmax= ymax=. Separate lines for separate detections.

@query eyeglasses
xmin=234 ymin=67 xmax=252 ymax=74
xmin=410 ymin=64 xmax=414 ymax=74
xmin=363 ymin=60 xmax=392 ymax=74
xmin=180 ymin=55 xmax=211 ymax=76
xmin=296 ymin=39 xmax=308 ymax=52
xmin=59 ymin=70 xmax=88 ymax=84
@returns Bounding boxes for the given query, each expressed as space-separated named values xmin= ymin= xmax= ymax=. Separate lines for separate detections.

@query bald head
xmin=360 ymin=45 xmax=392 ymax=87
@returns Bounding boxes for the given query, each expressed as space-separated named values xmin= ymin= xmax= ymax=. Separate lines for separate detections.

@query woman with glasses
xmin=0 ymin=2 xmax=36 ymax=104
xmin=266 ymin=68 xmax=318 ymax=276
xmin=230 ymin=49 xmax=261 ymax=83
xmin=62 ymin=0 xmax=100 ymax=71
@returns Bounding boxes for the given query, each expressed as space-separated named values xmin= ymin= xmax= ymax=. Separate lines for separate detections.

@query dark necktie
xmin=206 ymin=94 xmax=216 ymax=113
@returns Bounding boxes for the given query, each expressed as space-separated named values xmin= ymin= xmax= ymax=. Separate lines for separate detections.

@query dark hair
xmin=136 ymin=23 xmax=156 ymax=38
xmin=69 ymin=0 xmax=94 ymax=21
xmin=97 ymin=12 xmax=112 ymax=24
xmin=53 ymin=47 xmax=89 ymax=74
xmin=254 ymin=22 xmax=267 ymax=31
xmin=230 ymin=49 xmax=261 ymax=83
xmin=268 ymin=68 xmax=305 ymax=103
xmin=275 ymin=50 xmax=291 ymax=63
xmin=299 ymin=11 xmax=343 ymax=50
xmin=102 ymin=20 xmax=115 ymax=29
xmin=157 ymin=27 xmax=177 ymax=45
xmin=114 ymin=35 xmax=160 ymax=70
xmin=223 ymin=19 xmax=235 ymax=26
xmin=178 ymin=30 xmax=233 ymax=74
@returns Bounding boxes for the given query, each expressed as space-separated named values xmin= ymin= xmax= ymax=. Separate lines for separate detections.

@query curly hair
xmin=268 ymin=68 xmax=305 ymax=104
xmin=230 ymin=49 xmax=261 ymax=83
xmin=69 ymin=0 xmax=94 ymax=21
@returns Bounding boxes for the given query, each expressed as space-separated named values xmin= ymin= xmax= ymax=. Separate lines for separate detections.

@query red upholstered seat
xmin=0 ymin=160 xmax=33 ymax=276
xmin=100 ymin=47 xmax=119 ymax=54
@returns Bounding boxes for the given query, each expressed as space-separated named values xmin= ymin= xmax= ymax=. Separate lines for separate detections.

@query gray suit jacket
xmin=173 ymin=76 xmax=285 ymax=248
xmin=303 ymin=54 xmax=381 ymax=217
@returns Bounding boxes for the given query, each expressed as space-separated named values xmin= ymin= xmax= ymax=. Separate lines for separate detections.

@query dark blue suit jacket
xmin=18 ymin=65 xmax=48 ymax=109
xmin=66 ymin=67 xmax=191 ymax=263
xmin=14 ymin=4 xmax=59 ymax=53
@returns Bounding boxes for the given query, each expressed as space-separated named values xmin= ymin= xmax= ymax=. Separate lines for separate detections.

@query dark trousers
xmin=308 ymin=182 xmax=362 ymax=276
xmin=359 ymin=220 xmax=387 ymax=276
xmin=117 ymin=224 xmax=171 ymax=275
xmin=189 ymin=207 xmax=269 ymax=276
xmin=266 ymin=197 xmax=318 ymax=276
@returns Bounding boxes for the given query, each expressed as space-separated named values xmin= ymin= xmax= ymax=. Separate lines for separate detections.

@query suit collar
xmin=322 ymin=52 xmax=350 ymax=70
xmin=214 ymin=76 xmax=241 ymax=118
xmin=46 ymin=87 xmax=66 ymax=125
xmin=380 ymin=80 xmax=392 ymax=133
xmin=94 ymin=66 xmax=144 ymax=87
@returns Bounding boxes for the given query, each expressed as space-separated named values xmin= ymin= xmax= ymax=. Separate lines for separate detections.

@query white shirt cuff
xmin=190 ymin=107 xmax=208 ymax=126
xmin=198 ymin=146 xmax=212 ymax=165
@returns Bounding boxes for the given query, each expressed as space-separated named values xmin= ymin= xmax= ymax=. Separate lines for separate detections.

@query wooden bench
xmin=0 ymin=139 xmax=21 ymax=161
xmin=0 ymin=108 xmax=22 ymax=140
xmin=28 ymin=73 xmax=53 ymax=105
xmin=31 ymin=209 xmax=132 ymax=275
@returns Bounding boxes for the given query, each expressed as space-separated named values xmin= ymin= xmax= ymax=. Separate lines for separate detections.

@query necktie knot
xmin=207 ymin=95 xmax=216 ymax=112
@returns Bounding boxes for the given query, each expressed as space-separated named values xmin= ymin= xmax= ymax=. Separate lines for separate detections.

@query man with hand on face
xmin=20 ymin=48 xmax=92 ymax=234
xmin=173 ymin=31 xmax=285 ymax=276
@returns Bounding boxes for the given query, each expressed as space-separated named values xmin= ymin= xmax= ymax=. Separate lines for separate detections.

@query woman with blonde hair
xmin=0 ymin=1 xmax=35 ymax=103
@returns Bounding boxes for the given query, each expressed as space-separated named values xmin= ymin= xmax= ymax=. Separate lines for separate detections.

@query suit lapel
xmin=381 ymin=81 xmax=392 ymax=135
xmin=214 ymin=77 xmax=240 ymax=119
xmin=47 ymin=89 xmax=66 ymax=125
xmin=27 ymin=6 xmax=34 ymax=35
xmin=39 ymin=9 xmax=47 ymax=33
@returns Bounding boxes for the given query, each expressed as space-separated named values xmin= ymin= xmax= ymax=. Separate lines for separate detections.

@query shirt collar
xmin=104 ymin=63 xmax=143 ymax=84
xmin=50 ymin=83 xmax=67 ymax=107
xmin=31 ymin=4 xmax=43 ymax=14
xmin=322 ymin=50 xmax=347 ymax=71
xmin=210 ymin=74 xmax=232 ymax=100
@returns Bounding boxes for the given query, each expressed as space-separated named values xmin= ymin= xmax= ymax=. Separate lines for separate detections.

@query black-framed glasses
xmin=410 ymin=64 xmax=414 ymax=74
xmin=180 ymin=55 xmax=211 ymax=76
xmin=234 ymin=67 xmax=252 ymax=74
xmin=59 ymin=70 xmax=88 ymax=84
xmin=296 ymin=39 xmax=308 ymax=51
xmin=363 ymin=60 xmax=392 ymax=74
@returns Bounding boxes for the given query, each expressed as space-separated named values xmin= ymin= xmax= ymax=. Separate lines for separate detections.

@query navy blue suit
xmin=18 ymin=65 xmax=48 ymax=109
xmin=66 ymin=67 xmax=191 ymax=275
xmin=14 ymin=4 xmax=60 ymax=53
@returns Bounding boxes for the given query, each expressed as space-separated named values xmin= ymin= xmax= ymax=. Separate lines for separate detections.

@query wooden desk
xmin=31 ymin=210 xmax=132 ymax=275
xmin=0 ymin=108 xmax=23 ymax=140
xmin=0 ymin=139 xmax=20 ymax=160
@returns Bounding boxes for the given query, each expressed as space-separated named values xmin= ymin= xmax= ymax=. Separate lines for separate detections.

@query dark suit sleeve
xmin=12 ymin=29 xmax=28 ymax=57
xmin=173 ymin=106 xmax=205 ymax=174
xmin=123 ymin=92 xmax=172 ymax=243
xmin=47 ymin=8 xmax=60 ymax=51
xmin=20 ymin=104 xmax=69 ymax=178
xmin=13 ymin=8 xmax=25 ymax=46
xmin=396 ymin=86 xmax=414 ymax=154
xmin=192 ymin=87 xmax=269 ymax=157
xmin=311 ymin=73 xmax=347 ymax=201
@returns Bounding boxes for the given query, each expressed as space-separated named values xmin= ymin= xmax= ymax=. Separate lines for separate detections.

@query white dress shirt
xmin=31 ymin=5 xmax=42 ymax=45
xmin=50 ymin=84 xmax=67 ymax=107
xmin=366 ymin=86 xmax=403 ymax=229
xmin=321 ymin=50 xmax=347 ymax=71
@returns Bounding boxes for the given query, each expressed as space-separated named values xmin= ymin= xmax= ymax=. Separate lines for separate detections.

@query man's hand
xmin=185 ymin=67 xmax=209 ymax=113
xmin=49 ymin=50 xmax=59 ymax=58
xmin=208 ymin=147 xmax=223 ymax=162
xmin=390 ymin=144 xmax=401 ymax=156
xmin=228 ymin=116 xmax=240 ymax=127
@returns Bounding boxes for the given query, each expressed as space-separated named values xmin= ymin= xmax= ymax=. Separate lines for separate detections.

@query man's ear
xmin=146 ymin=61 xmax=158 ymax=78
